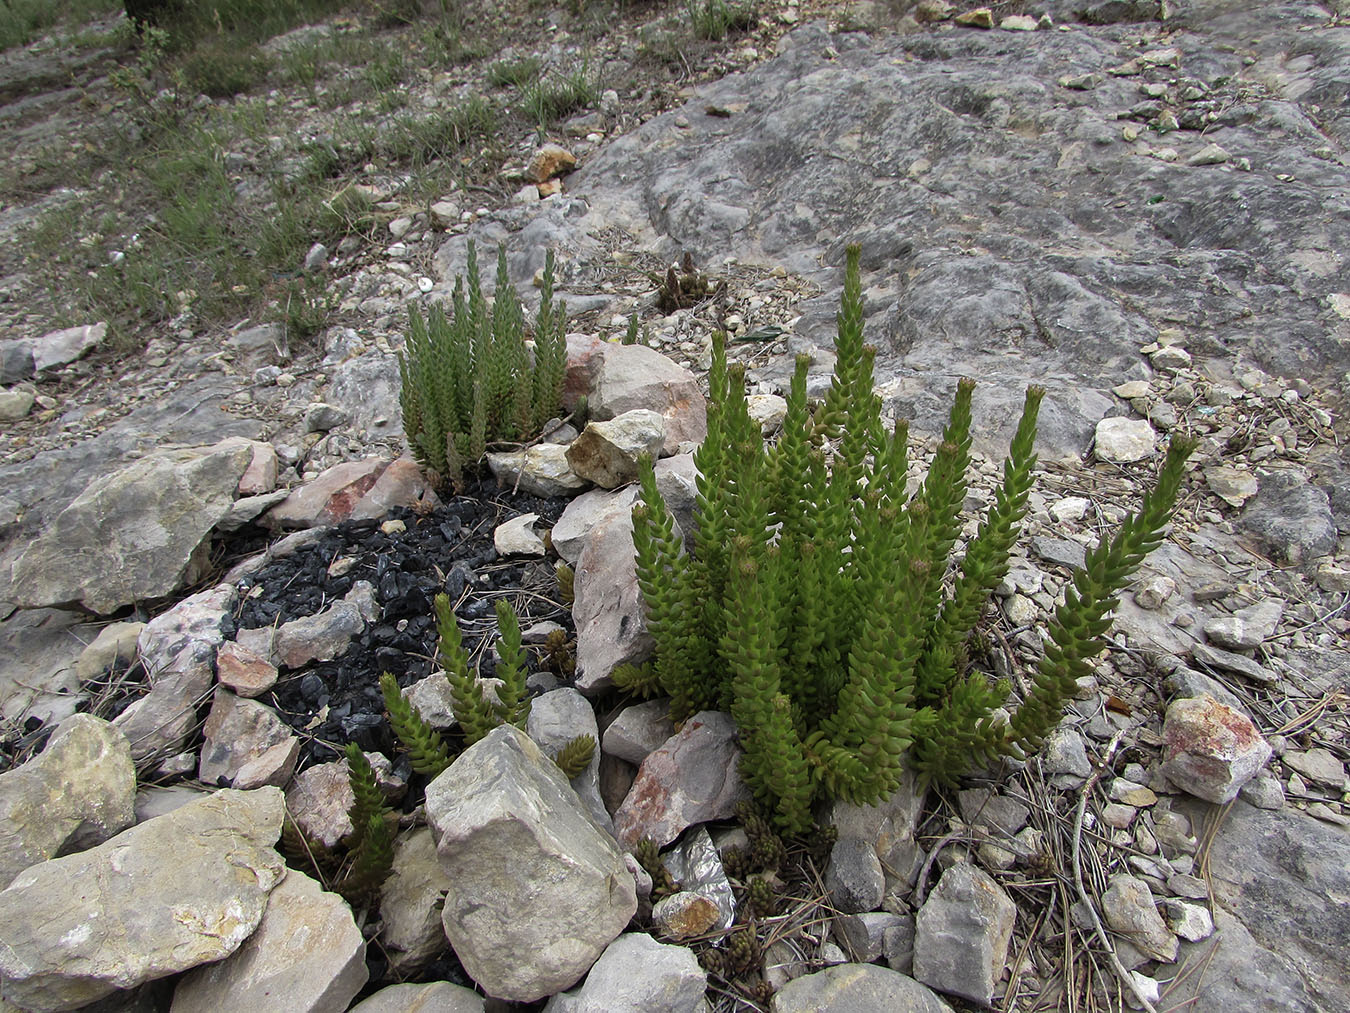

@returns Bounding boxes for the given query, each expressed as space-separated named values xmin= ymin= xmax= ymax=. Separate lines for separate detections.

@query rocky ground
xmin=1 ymin=0 xmax=1348 ymax=1011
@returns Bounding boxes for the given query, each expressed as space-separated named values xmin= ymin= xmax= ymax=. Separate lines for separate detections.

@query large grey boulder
xmin=9 ymin=440 xmax=252 ymax=613
xmin=913 ymin=861 xmax=1016 ymax=1005
xmin=348 ymin=982 xmax=486 ymax=1013
xmin=542 ymin=933 xmax=707 ymax=1013
xmin=772 ymin=963 xmax=954 ymax=1013
xmin=0 ymin=788 xmax=285 ymax=1011
xmin=170 ymin=868 xmax=368 ymax=1013
xmin=425 ymin=724 xmax=637 ymax=1002
xmin=0 ymin=714 xmax=136 ymax=889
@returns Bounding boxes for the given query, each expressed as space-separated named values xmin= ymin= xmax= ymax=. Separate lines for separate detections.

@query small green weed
xmin=0 ymin=0 xmax=119 ymax=51
xmin=687 ymin=0 xmax=757 ymax=41
xmin=519 ymin=61 xmax=599 ymax=130
xmin=179 ymin=36 xmax=273 ymax=97
xmin=486 ymin=56 xmax=541 ymax=88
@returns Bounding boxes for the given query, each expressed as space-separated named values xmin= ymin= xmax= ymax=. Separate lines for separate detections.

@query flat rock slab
xmin=170 ymin=868 xmax=367 ymax=1013
xmin=426 ymin=724 xmax=637 ymax=1002
xmin=772 ymin=963 xmax=953 ymax=1013
xmin=9 ymin=441 xmax=252 ymax=613
xmin=0 ymin=714 xmax=136 ymax=889
xmin=542 ymin=932 xmax=707 ymax=1013
xmin=0 ymin=788 xmax=285 ymax=1011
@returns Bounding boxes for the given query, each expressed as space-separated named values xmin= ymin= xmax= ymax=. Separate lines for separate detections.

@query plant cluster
xmin=399 ymin=241 xmax=568 ymax=489
xmin=624 ymin=244 xmax=1196 ymax=833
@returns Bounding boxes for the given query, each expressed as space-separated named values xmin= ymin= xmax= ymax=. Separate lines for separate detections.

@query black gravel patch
xmin=227 ymin=478 xmax=573 ymax=772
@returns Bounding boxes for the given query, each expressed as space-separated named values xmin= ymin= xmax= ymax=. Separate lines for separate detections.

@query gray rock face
xmin=170 ymin=868 xmax=368 ymax=1013
xmin=197 ymin=690 xmax=297 ymax=788
xmin=1101 ymin=873 xmax=1178 ymax=964
xmin=425 ymin=725 xmax=637 ymax=1002
xmin=0 ymin=714 xmax=136 ymax=889
xmin=772 ymin=963 xmax=954 ymax=1013
xmin=584 ymin=344 xmax=706 ymax=448
xmin=527 ymin=687 xmax=610 ymax=830
xmin=378 ymin=827 xmax=453 ymax=975
xmin=567 ymin=16 xmax=1348 ymax=442
xmin=602 ymin=698 xmax=677 ymax=765
xmin=9 ymin=441 xmax=251 ymax=612
xmin=913 ymin=862 xmax=1016 ymax=1005
xmin=826 ymin=837 xmax=886 ymax=914
xmin=565 ymin=410 xmax=666 ymax=489
xmin=819 ymin=769 xmax=926 ymax=892
xmin=543 ymin=932 xmax=707 ymax=1013
xmin=1238 ymin=467 xmax=1338 ymax=564
xmin=348 ymin=983 xmax=486 ymax=1013
xmin=0 ymin=788 xmax=285 ymax=1011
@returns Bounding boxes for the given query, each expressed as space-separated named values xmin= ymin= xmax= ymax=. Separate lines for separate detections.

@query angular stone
xmin=74 ymin=621 xmax=145 ymax=682
xmin=1040 ymin=726 xmax=1092 ymax=779
xmin=957 ymin=789 xmax=1029 ymax=838
xmin=494 ymin=512 xmax=547 ymax=556
xmin=115 ymin=584 xmax=237 ymax=762
xmin=0 ymin=388 xmax=35 ymax=420
xmin=1190 ymin=641 xmax=1276 ymax=683
xmin=826 ymin=837 xmax=886 ymax=914
xmin=1163 ymin=898 xmax=1214 ymax=942
xmin=286 ymin=759 xmax=359 ymax=848
xmin=954 ymin=7 xmax=994 ymax=28
xmin=404 ymin=673 xmax=458 ymax=729
xmin=1238 ymin=468 xmax=1337 ymax=564
xmin=586 ymin=343 xmax=707 ymax=447
xmin=171 ymin=868 xmax=367 ymax=1013
xmin=31 ymin=321 xmax=107 ymax=373
xmin=232 ymin=739 xmax=301 ymax=791
xmin=1101 ymin=874 xmax=1177 ymax=963
xmin=834 ymin=912 xmax=906 ymax=963
xmin=1204 ymin=599 xmax=1282 ymax=651
xmin=542 ymin=933 xmax=705 ymax=1013
xmin=215 ymin=640 xmax=279 ymax=698
xmin=487 ymin=444 xmax=589 ymax=497
xmin=350 ymin=983 xmax=485 ymax=1013
xmin=565 ymin=410 xmax=666 ymax=489
xmin=0 ymin=714 xmax=136 ymax=889
xmin=224 ymin=437 xmax=279 ymax=496
xmin=198 ymin=690 xmax=297 ymax=787
xmin=379 ymin=827 xmax=453 ymax=974
xmin=1283 ymin=747 xmax=1349 ymax=790
xmin=651 ymin=891 xmax=720 ymax=940
xmin=1187 ymin=142 xmax=1231 ymax=166
xmin=883 ymin=916 xmax=917 ymax=976
xmin=819 ymin=768 xmax=926 ymax=892
xmin=267 ymin=600 xmax=365 ymax=669
xmin=0 ymin=788 xmax=285 ymax=1011
xmin=552 ymin=455 xmax=695 ymax=564
xmin=913 ymin=862 xmax=1016 ymax=1005
xmin=1094 ymin=417 xmax=1156 ymax=463
xmin=528 ymin=143 xmax=577 ymax=183
xmin=1161 ymin=695 xmax=1272 ymax=804
xmin=774 ymin=963 xmax=954 ymax=1013
xmin=10 ymin=441 xmax=252 ymax=612
xmin=348 ymin=457 xmax=441 ymax=521
xmin=425 ymin=725 xmax=636 ymax=1002
xmin=573 ymin=510 xmax=653 ymax=693
xmin=265 ymin=457 xmax=436 ymax=529
xmin=1204 ymin=466 xmax=1259 ymax=508
xmin=528 ymin=686 xmax=609 ymax=830
xmin=603 ymin=699 xmax=677 ymax=765
xmin=613 ymin=711 xmax=750 ymax=850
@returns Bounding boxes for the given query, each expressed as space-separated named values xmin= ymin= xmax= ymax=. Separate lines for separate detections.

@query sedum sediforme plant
xmin=399 ymin=241 xmax=568 ymax=488
xmin=625 ymin=244 xmax=1196 ymax=833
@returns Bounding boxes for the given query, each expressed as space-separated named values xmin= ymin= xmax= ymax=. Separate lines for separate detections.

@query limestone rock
xmin=542 ymin=933 xmax=705 ymax=1013
xmin=1204 ymin=465 xmax=1259 ymax=508
xmin=1094 ymin=418 xmax=1156 ymax=463
xmin=1238 ymin=468 xmax=1337 ymax=564
xmin=826 ymin=837 xmax=886 ymax=914
xmin=585 ymin=343 xmax=707 ymax=447
xmin=613 ymin=711 xmax=750 ymax=850
xmin=115 ymin=584 xmax=237 ymax=762
xmin=378 ymin=827 xmax=453 ymax=974
xmin=1190 ymin=642 xmax=1276 ymax=684
xmin=954 ymin=7 xmax=994 ymax=28
xmin=773 ymin=963 xmax=954 ymax=1012
xmin=527 ymin=687 xmax=610 ymax=830
xmin=349 ymin=983 xmax=485 ymax=1013
xmin=171 ymin=868 xmax=367 ymax=1013
xmin=602 ymin=698 xmax=677 ymax=765
xmin=1101 ymin=874 xmax=1177 ymax=963
xmin=0 ymin=388 xmax=35 ymax=420
xmin=0 ymin=714 xmax=136 ymax=889
xmin=425 ymin=725 xmax=636 ymax=1001
xmin=74 ymin=621 xmax=145 ymax=682
xmin=1160 ymin=695 xmax=1272 ymax=804
xmin=198 ymin=690 xmax=297 ymax=787
xmin=819 ymin=768 xmax=926 ymax=892
xmin=0 ymin=788 xmax=285 ymax=1011
xmin=494 ymin=512 xmax=547 ymax=556
xmin=265 ymin=458 xmax=437 ymax=529
xmin=552 ymin=454 xmax=696 ymax=565
xmin=286 ymin=759 xmax=358 ymax=848
xmin=565 ymin=410 xmax=666 ymax=489
xmin=215 ymin=640 xmax=279 ymax=698
xmin=913 ymin=862 xmax=1016 ymax=1005
xmin=10 ymin=441 xmax=252 ymax=612
xmin=573 ymin=510 xmax=653 ymax=693
xmin=487 ymin=444 xmax=589 ymax=497
xmin=529 ymin=143 xmax=577 ymax=183
xmin=1203 ymin=599 xmax=1282 ymax=651
xmin=834 ymin=912 xmax=907 ymax=963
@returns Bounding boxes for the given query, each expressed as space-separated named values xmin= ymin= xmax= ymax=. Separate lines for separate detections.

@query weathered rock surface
xmin=170 ymin=868 xmax=368 ymax=1013
xmin=527 ymin=686 xmax=609 ymax=830
xmin=572 ymin=510 xmax=652 ymax=692
xmin=565 ymin=409 xmax=666 ymax=488
xmin=348 ymin=982 xmax=486 ymax=1013
xmin=913 ymin=862 xmax=1016 ymax=1005
xmin=486 ymin=443 xmax=589 ymax=497
xmin=197 ymin=690 xmax=298 ymax=788
xmin=378 ymin=827 xmax=453 ymax=974
xmin=581 ymin=342 xmax=706 ymax=447
xmin=602 ymin=698 xmax=677 ymax=764
xmin=772 ymin=963 xmax=954 ymax=1013
xmin=543 ymin=932 xmax=706 ymax=1013
xmin=1101 ymin=874 xmax=1178 ymax=964
xmin=826 ymin=837 xmax=886 ymax=914
xmin=0 ymin=714 xmax=136 ymax=889
xmin=0 ymin=788 xmax=285 ymax=1011
xmin=613 ymin=710 xmax=749 ymax=849
xmin=1237 ymin=467 xmax=1338 ymax=564
xmin=1160 ymin=694 xmax=1272 ymax=803
xmin=425 ymin=724 xmax=636 ymax=1001
xmin=9 ymin=440 xmax=251 ymax=612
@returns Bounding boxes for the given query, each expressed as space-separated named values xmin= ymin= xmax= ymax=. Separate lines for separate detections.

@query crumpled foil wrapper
xmin=661 ymin=825 xmax=736 ymax=932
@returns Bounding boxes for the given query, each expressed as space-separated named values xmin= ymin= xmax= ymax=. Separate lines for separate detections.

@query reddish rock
xmin=348 ymin=456 xmax=440 ymax=521
xmin=1160 ymin=695 xmax=1272 ymax=804
xmin=527 ymin=143 xmax=577 ymax=183
xmin=264 ymin=459 xmax=387 ymax=529
xmin=216 ymin=641 xmax=278 ymax=698
xmin=613 ymin=711 xmax=750 ymax=850
xmin=651 ymin=892 xmax=720 ymax=941
xmin=222 ymin=437 xmax=279 ymax=496
xmin=564 ymin=333 xmax=608 ymax=411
